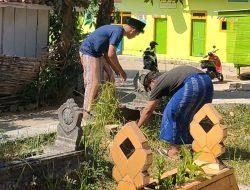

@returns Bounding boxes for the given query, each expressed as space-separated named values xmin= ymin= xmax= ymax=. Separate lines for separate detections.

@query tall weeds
xmin=176 ymin=146 xmax=208 ymax=185
xmin=82 ymin=82 xmax=121 ymax=155
xmin=78 ymin=82 xmax=121 ymax=189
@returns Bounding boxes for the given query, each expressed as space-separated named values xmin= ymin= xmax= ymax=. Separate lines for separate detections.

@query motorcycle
xmin=143 ymin=41 xmax=159 ymax=72
xmin=200 ymin=46 xmax=224 ymax=81
xmin=133 ymin=41 xmax=159 ymax=92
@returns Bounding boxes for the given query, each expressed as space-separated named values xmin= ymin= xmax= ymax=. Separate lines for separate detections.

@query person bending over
xmin=79 ymin=18 xmax=146 ymax=122
xmin=137 ymin=66 xmax=214 ymax=158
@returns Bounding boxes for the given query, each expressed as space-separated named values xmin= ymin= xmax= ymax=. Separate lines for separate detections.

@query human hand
xmin=120 ymin=71 xmax=127 ymax=82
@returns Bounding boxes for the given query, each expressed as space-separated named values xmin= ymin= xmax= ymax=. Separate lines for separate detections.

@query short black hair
xmin=144 ymin=71 xmax=161 ymax=87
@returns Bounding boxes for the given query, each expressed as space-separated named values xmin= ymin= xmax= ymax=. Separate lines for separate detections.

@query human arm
xmin=106 ymin=44 xmax=127 ymax=81
xmin=103 ymin=53 xmax=119 ymax=76
xmin=137 ymin=99 xmax=160 ymax=128
xmin=102 ymin=56 xmax=115 ymax=82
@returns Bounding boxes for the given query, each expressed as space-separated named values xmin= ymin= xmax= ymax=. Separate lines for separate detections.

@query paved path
xmin=1 ymin=58 xmax=250 ymax=142
xmin=239 ymin=185 xmax=250 ymax=190
xmin=1 ymin=55 xmax=249 ymax=140
xmin=119 ymin=55 xmax=250 ymax=105
xmin=0 ymin=109 xmax=58 ymax=143
xmin=118 ymin=54 xmax=250 ymax=80
xmin=1 ymin=55 xmax=249 ymax=141
xmin=1 ymin=77 xmax=249 ymax=143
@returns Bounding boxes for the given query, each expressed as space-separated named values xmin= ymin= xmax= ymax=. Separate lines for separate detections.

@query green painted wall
xmin=227 ymin=15 xmax=250 ymax=65
xmin=115 ymin=0 xmax=250 ymax=62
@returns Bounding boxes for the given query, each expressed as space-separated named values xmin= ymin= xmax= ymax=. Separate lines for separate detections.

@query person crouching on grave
xmin=137 ymin=66 xmax=214 ymax=158
xmin=79 ymin=18 xmax=146 ymax=124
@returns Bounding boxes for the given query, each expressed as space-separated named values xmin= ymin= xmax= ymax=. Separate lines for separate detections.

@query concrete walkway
xmin=239 ymin=185 xmax=250 ymax=190
xmin=0 ymin=109 xmax=58 ymax=143
xmin=119 ymin=55 xmax=250 ymax=105
xmin=1 ymin=78 xmax=249 ymax=143
xmin=1 ymin=57 xmax=250 ymax=142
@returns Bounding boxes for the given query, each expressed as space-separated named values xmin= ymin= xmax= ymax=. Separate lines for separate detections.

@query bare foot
xmin=157 ymin=145 xmax=180 ymax=159
xmin=167 ymin=145 xmax=180 ymax=158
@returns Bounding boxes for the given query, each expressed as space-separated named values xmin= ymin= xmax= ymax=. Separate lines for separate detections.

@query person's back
xmin=80 ymin=25 xmax=124 ymax=58
xmin=137 ymin=65 xmax=214 ymax=157
xmin=79 ymin=18 xmax=146 ymax=123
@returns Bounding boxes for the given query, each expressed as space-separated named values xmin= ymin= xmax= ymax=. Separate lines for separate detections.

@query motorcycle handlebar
xmin=203 ymin=48 xmax=219 ymax=58
xmin=212 ymin=49 xmax=219 ymax=53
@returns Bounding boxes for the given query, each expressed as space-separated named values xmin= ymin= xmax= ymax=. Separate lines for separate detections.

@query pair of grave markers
xmin=111 ymin=104 xmax=239 ymax=190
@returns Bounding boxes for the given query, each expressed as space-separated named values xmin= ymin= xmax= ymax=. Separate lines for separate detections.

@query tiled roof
xmin=0 ymin=0 xmax=89 ymax=7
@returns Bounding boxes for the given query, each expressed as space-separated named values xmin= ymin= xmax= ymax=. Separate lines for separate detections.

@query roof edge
xmin=0 ymin=2 xmax=52 ymax=10
xmin=214 ymin=9 xmax=250 ymax=13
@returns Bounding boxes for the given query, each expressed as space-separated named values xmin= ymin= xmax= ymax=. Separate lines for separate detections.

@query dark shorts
xmin=159 ymin=73 xmax=214 ymax=145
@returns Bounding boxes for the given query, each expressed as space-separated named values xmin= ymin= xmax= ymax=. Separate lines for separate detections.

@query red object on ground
xmin=209 ymin=54 xmax=222 ymax=73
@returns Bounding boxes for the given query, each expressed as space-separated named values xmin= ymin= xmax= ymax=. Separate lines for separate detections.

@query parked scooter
xmin=200 ymin=46 xmax=224 ymax=81
xmin=134 ymin=41 xmax=159 ymax=91
xmin=143 ymin=41 xmax=159 ymax=72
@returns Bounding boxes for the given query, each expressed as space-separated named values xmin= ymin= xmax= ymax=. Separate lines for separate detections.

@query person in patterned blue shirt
xmin=137 ymin=66 xmax=214 ymax=158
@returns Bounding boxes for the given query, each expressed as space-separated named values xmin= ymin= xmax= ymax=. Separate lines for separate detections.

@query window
xmin=191 ymin=11 xmax=207 ymax=19
xmin=193 ymin=12 xmax=206 ymax=17
xmin=111 ymin=11 xmax=131 ymax=25
xmin=221 ymin=21 xmax=227 ymax=30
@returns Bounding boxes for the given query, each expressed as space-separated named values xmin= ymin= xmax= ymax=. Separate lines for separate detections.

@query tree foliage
xmin=22 ymin=0 xmax=116 ymax=106
xmin=22 ymin=1 xmax=88 ymax=106
xmin=96 ymin=0 xmax=114 ymax=28
xmin=49 ymin=0 xmax=88 ymax=60
xmin=144 ymin=0 xmax=183 ymax=5
xmin=83 ymin=0 xmax=114 ymax=29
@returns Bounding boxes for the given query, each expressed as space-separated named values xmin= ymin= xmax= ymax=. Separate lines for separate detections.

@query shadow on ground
xmin=222 ymin=146 xmax=250 ymax=161
xmin=214 ymin=90 xmax=250 ymax=99
xmin=0 ymin=107 xmax=58 ymax=132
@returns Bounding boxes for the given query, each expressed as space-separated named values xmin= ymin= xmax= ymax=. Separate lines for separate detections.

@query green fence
xmin=219 ymin=10 xmax=250 ymax=74
xmin=227 ymin=15 xmax=250 ymax=65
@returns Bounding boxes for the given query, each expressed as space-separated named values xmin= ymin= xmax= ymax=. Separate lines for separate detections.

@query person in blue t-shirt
xmin=79 ymin=18 xmax=146 ymax=121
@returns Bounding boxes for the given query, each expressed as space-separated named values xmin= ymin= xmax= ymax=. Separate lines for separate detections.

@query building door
xmin=155 ymin=18 xmax=167 ymax=54
xmin=191 ymin=19 xmax=206 ymax=56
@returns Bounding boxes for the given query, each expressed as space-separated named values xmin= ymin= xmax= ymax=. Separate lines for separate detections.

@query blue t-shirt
xmin=80 ymin=25 xmax=124 ymax=58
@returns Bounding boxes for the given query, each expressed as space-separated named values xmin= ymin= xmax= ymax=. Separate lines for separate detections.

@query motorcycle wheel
xmin=217 ymin=73 xmax=224 ymax=81
xmin=206 ymin=71 xmax=215 ymax=79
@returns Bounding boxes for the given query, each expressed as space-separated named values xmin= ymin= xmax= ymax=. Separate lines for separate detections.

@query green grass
xmin=143 ymin=104 xmax=250 ymax=186
xmin=52 ymin=103 xmax=250 ymax=188
xmin=215 ymin=104 xmax=250 ymax=185
xmin=2 ymin=101 xmax=248 ymax=189
xmin=0 ymin=133 xmax=56 ymax=162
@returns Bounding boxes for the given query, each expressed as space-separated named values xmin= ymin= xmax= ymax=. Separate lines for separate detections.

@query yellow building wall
xmin=115 ymin=0 xmax=250 ymax=62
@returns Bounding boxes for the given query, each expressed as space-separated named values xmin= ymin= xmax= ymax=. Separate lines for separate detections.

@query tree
xmin=51 ymin=0 xmax=114 ymax=58
xmin=144 ymin=0 xmax=183 ymax=5
xmin=96 ymin=0 xmax=114 ymax=28
xmin=83 ymin=0 xmax=115 ymax=29
xmin=50 ymin=0 xmax=89 ymax=60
